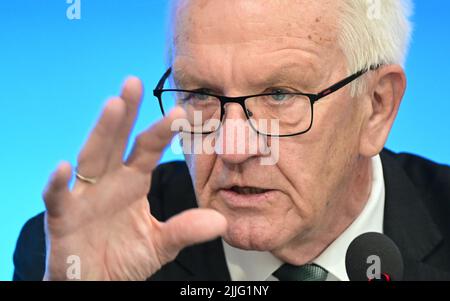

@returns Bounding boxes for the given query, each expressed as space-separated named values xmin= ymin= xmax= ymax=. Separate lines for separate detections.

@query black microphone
xmin=345 ymin=232 xmax=403 ymax=281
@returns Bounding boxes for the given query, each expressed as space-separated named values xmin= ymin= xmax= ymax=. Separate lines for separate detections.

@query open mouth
xmin=229 ymin=186 xmax=271 ymax=195
xmin=219 ymin=185 xmax=276 ymax=207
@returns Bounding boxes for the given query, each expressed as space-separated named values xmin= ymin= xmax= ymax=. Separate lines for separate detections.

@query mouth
xmin=229 ymin=186 xmax=271 ymax=195
xmin=218 ymin=185 xmax=276 ymax=208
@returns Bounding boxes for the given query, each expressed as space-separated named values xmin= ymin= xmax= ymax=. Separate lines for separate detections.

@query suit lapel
xmin=166 ymin=151 xmax=449 ymax=280
xmin=175 ymin=238 xmax=231 ymax=281
xmin=158 ymin=177 xmax=230 ymax=280
xmin=380 ymin=150 xmax=449 ymax=280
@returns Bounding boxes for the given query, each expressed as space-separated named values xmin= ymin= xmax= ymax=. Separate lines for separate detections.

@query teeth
xmin=231 ymin=186 xmax=267 ymax=195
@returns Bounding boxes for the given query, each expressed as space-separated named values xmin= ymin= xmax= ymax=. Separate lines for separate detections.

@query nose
xmin=216 ymin=103 xmax=268 ymax=165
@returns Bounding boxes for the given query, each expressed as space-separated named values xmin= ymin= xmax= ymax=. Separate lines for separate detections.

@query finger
xmin=109 ymin=77 xmax=144 ymax=166
xmin=157 ymin=209 xmax=227 ymax=263
xmin=76 ymin=98 xmax=126 ymax=181
xmin=43 ymin=162 xmax=73 ymax=217
xmin=126 ymin=107 xmax=186 ymax=174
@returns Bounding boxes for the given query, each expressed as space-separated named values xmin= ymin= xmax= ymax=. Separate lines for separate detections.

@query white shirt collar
xmin=222 ymin=155 xmax=385 ymax=281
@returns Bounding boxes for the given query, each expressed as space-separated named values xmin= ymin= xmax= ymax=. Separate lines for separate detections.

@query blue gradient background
xmin=0 ymin=1 xmax=449 ymax=280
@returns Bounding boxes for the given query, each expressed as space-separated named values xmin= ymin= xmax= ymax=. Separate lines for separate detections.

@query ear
xmin=359 ymin=64 xmax=407 ymax=157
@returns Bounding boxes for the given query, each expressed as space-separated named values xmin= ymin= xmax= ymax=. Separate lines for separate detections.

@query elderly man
xmin=13 ymin=0 xmax=450 ymax=281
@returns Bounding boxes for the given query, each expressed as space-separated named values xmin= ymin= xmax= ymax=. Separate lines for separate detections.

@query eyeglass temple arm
xmin=153 ymin=67 xmax=172 ymax=96
xmin=316 ymin=65 xmax=381 ymax=101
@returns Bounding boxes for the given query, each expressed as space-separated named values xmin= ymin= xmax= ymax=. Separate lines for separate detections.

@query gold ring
xmin=75 ymin=168 xmax=98 ymax=184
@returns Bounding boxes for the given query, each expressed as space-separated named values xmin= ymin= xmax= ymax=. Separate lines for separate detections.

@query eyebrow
xmin=172 ymin=64 xmax=320 ymax=93
xmin=260 ymin=67 xmax=318 ymax=91
xmin=172 ymin=68 xmax=213 ymax=90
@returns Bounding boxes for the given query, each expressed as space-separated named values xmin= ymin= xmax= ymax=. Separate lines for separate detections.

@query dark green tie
xmin=273 ymin=263 xmax=328 ymax=281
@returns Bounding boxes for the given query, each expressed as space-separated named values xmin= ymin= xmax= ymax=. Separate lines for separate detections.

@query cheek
xmin=288 ymin=100 xmax=362 ymax=200
xmin=274 ymin=100 xmax=362 ymax=216
xmin=276 ymin=140 xmax=324 ymax=217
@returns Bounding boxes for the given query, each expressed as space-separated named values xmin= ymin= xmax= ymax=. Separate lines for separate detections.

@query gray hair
xmin=339 ymin=0 xmax=413 ymax=95
xmin=166 ymin=0 xmax=414 ymax=96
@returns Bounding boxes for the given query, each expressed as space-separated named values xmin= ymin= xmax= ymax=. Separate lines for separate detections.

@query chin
xmin=222 ymin=216 xmax=288 ymax=251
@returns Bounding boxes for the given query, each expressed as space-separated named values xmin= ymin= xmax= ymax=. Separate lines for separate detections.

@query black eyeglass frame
xmin=153 ymin=65 xmax=380 ymax=137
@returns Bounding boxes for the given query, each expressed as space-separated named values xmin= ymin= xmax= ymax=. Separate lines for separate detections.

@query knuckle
xmin=134 ymin=133 xmax=149 ymax=151
xmin=76 ymin=150 xmax=89 ymax=167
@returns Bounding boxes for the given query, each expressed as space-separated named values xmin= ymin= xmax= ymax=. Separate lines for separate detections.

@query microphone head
xmin=345 ymin=232 xmax=403 ymax=281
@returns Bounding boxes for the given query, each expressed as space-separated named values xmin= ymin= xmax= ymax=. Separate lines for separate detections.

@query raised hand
xmin=42 ymin=77 xmax=227 ymax=280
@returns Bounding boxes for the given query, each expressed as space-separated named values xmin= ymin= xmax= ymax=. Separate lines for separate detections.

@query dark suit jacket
xmin=12 ymin=149 xmax=450 ymax=280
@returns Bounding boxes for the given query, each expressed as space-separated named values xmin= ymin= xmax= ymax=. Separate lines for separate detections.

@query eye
xmin=179 ymin=89 xmax=212 ymax=102
xmin=191 ymin=88 xmax=214 ymax=101
xmin=193 ymin=93 xmax=210 ymax=101
xmin=268 ymin=88 xmax=292 ymax=102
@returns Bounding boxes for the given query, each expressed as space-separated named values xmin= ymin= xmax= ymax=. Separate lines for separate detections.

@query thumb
xmin=157 ymin=209 xmax=227 ymax=263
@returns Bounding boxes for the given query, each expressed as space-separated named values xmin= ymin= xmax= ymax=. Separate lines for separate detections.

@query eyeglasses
xmin=153 ymin=65 xmax=380 ymax=137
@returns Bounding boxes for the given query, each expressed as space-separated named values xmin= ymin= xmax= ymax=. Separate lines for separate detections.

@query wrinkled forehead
xmin=171 ymin=0 xmax=340 ymax=50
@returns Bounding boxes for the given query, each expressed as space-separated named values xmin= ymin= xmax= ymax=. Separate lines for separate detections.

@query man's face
xmin=172 ymin=0 xmax=370 ymax=256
